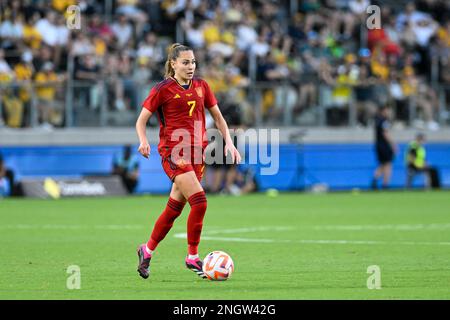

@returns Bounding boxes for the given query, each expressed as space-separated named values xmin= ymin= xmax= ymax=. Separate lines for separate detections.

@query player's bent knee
xmin=174 ymin=171 xmax=204 ymax=199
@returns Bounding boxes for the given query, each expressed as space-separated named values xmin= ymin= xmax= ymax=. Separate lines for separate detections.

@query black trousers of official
xmin=406 ymin=165 xmax=441 ymax=189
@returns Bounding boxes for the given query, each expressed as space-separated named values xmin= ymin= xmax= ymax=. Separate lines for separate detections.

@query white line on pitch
xmin=200 ymin=226 xmax=295 ymax=235
xmin=173 ymin=234 xmax=450 ymax=246
xmin=3 ymin=223 xmax=450 ymax=233
xmin=0 ymin=224 xmax=143 ymax=230
xmin=173 ymin=224 xmax=450 ymax=246
xmin=311 ymin=223 xmax=450 ymax=231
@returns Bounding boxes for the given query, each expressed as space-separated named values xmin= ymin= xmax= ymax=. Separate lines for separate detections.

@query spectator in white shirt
xmin=70 ymin=32 xmax=95 ymax=56
xmin=183 ymin=21 xmax=205 ymax=49
xmin=349 ymin=0 xmax=371 ymax=16
xmin=236 ymin=20 xmax=258 ymax=51
xmin=55 ymin=15 xmax=70 ymax=46
xmin=412 ymin=16 xmax=438 ymax=47
xmin=111 ymin=14 xmax=133 ymax=49
xmin=0 ymin=14 xmax=23 ymax=43
xmin=136 ymin=32 xmax=164 ymax=63
xmin=250 ymin=34 xmax=270 ymax=58
xmin=396 ymin=3 xmax=428 ymax=32
xmin=35 ymin=11 xmax=58 ymax=47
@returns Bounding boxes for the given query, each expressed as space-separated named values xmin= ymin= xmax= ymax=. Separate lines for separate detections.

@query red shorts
xmin=160 ymin=146 xmax=205 ymax=182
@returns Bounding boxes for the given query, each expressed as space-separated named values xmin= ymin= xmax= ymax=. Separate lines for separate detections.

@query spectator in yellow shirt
xmin=52 ymin=0 xmax=76 ymax=12
xmin=437 ymin=21 xmax=450 ymax=47
xmin=371 ymin=52 xmax=390 ymax=82
xmin=14 ymin=52 xmax=34 ymax=102
xmin=13 ymin=52 xmax=35 ymax=127
xmin=34 ymin=62 xmax=63 ymax=128
xmin=22 ymin=14 xmax=42 ymax=51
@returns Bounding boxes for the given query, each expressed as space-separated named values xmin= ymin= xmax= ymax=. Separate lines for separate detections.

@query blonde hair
xmin=164 ymin=43 xmax=193 ymax=78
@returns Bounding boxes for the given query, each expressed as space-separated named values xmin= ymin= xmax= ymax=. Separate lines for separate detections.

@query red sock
xmin=187 ymin=191 xmax=207 ymax=255
xmin=147 ymin=197 xmax=186 ymax=251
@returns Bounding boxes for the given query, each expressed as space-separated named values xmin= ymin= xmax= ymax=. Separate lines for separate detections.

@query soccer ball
xmin=202 ymin=251 xmax=234 ymax=281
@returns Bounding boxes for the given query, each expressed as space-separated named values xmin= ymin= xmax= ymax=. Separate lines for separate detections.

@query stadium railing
xmin=1 ymin=80 xmax=449 ymax=129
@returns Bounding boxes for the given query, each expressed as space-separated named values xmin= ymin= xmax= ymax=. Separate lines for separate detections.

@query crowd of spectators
xmin=0 ymin=0 xmax=449 ymax=130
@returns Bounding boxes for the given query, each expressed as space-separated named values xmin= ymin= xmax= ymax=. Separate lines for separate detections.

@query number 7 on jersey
xmin=187 ymin=100 xmax=196 ymax=116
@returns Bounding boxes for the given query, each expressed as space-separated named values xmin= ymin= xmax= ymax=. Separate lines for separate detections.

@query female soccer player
xmin=135 ymin=43 xmax=241 ymax=279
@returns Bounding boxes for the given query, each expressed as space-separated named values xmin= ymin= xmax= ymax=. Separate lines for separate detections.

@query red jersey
xmin=141 ymin=77 xmax=217 ymax=157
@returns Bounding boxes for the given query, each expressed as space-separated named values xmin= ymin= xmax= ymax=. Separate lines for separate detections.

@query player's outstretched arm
xmin=136 ymin=108 xmax=153 ymax=158
xmin=208 ymin=105 xmax=242 ymax=164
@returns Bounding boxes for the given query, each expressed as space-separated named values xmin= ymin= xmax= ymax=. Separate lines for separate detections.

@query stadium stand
xmin=0 ymin=0 xmax=449 ymax=128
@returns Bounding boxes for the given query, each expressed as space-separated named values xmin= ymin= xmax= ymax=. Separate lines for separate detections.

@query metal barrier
xmin=1 ymin=80 xmax=449 ymax=128
xmin=438 ymin=85 xmax=450 ymax=126
xmin=0 ymin=80 xmax=154 ymax=128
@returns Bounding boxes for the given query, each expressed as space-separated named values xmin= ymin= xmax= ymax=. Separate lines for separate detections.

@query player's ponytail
xmin=164 ymin=43 xmax=193 ymax=78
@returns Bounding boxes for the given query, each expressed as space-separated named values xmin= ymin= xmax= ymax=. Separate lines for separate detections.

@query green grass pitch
xmin=1 ymin=191 xmax=449 ymax=299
